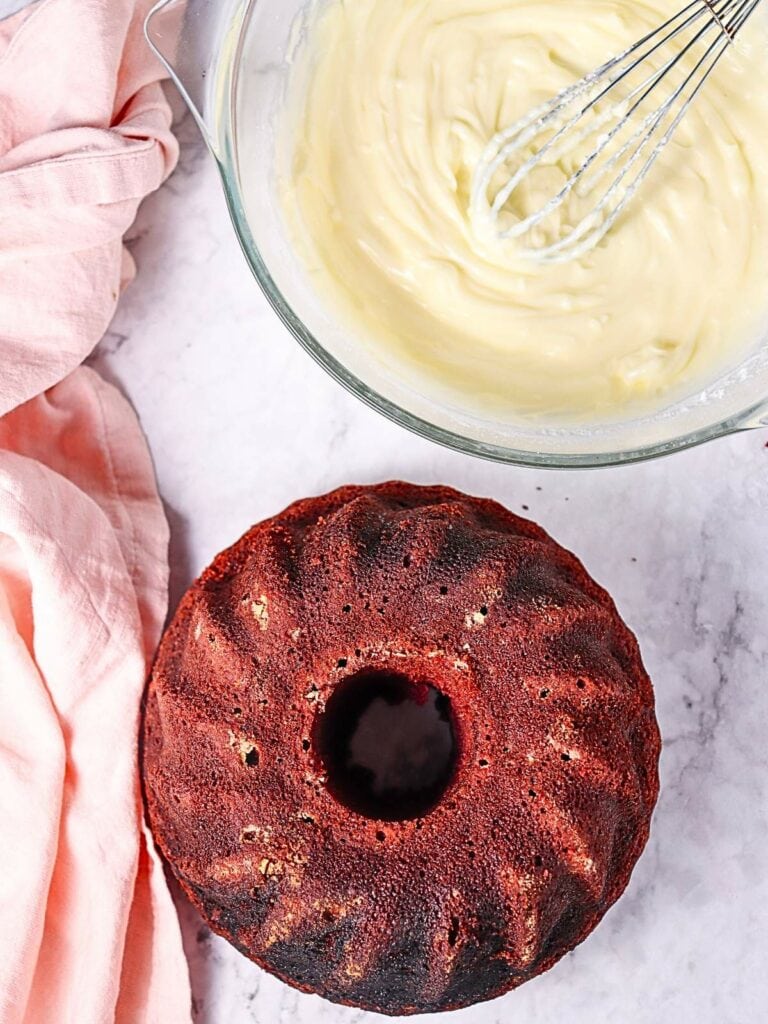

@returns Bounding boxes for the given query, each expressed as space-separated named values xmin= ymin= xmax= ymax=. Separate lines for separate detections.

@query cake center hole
xmin=316 ymin=669 xmax=457 ymax=821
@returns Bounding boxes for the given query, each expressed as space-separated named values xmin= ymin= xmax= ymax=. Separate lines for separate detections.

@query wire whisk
xmin=469 ymin=0 xmax=765 ymax=264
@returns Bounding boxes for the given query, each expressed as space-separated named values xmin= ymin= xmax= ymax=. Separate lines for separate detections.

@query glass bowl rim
xmin=149 ymin=0 xmax=768 ymax=470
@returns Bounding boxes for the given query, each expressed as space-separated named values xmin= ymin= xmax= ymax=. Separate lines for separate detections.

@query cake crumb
xmin=251 ymin=597 xmax=269 ymax=629
xmin=229 ymin=731 xmax=260 ymax=767
xmin=259 ymin=857 xmax=282 ymax=878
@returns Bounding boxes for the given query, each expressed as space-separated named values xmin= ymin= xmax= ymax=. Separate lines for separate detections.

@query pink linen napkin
xmin=0 ymin=1 xmax=191 ymax=1021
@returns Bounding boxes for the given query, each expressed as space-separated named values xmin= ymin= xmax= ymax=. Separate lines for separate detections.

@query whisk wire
xmin=702 ymin=0 xmax=736 ymax=38
xmin=484 ymin=1 xmax=728 ymax=230
xmin=530 ymin=2 xmax=741 ymax=254
xmin=484 ymin=0 xmax=724 ymax=213
xmin=471 ymin=0 xmax=764 ymax=263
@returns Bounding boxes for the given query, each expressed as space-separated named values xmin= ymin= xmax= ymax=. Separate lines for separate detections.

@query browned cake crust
xmin=142 ymin=482 xmax=661 ymax=1016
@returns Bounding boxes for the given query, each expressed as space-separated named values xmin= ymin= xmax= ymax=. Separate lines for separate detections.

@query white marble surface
xmin=90 ymin=106 xmax=768 ymax=1024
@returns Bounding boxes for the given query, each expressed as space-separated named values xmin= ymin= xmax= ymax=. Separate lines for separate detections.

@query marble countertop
xmin=90 ymin=107 xmax=768 ymax=1024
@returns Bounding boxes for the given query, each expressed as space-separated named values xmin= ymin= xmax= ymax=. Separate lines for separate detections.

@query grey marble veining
xmin=90 ymin=103 xmax=768 ymax=1024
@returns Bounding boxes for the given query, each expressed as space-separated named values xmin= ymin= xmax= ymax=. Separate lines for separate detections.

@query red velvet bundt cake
xmin=142 ymin=483 xmax=661 ymax=1016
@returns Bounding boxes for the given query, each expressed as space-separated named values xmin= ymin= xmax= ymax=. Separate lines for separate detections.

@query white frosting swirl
xmin=281 ymin=0 xmax=768 ymax=419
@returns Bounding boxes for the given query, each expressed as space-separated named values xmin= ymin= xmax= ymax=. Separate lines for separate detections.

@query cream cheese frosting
xmin=280 ymin=0 xmax=768 ymax=419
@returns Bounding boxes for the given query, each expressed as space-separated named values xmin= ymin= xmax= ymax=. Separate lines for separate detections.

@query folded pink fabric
xmin=0 ymin=1 xmax=191 ymax=1021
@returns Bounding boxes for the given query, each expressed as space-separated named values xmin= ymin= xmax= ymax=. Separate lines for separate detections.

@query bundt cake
xmin=142 ymin=482 xmax=660 ymax=1016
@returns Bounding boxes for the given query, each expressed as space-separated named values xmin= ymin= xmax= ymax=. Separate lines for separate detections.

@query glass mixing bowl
xmin=146 ymin=0 xmax=768 ymax=468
